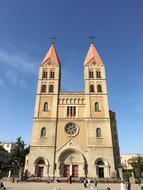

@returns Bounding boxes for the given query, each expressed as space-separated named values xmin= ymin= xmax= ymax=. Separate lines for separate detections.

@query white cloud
xmin=0 ymin=79 xmax=4 ymax=87
xmin=0 ymin=50 xmax=38 ymax=75
xmin=19 ymin=79 xmax=27 ymax=89
xmin=6 ymin=70 xmax=18 ymax=85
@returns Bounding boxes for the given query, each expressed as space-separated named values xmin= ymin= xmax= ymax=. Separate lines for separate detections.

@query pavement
xmin=2 ymin=181 xmax=141 ymax=190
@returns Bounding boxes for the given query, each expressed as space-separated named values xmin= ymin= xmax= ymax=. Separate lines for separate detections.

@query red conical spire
xmin=83 ymin=43 xmax=103 ymax=65
xmin=42 ymin=43 xmax=60 ymax=65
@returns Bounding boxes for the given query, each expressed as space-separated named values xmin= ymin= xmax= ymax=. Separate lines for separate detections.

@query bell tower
xmin=27 ymin=43 xmax=61 ymax=177
xmin=84 ymin=42 xmax=109 ymax=118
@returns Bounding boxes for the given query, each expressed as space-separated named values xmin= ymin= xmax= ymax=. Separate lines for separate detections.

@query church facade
xmin=25 ymin=42 xmax=120 ymax=179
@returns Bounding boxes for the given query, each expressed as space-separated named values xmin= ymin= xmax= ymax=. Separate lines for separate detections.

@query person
xmin=94 ymin=179 xmax=97 ymax=187
xmin=67 ymin=175 xmax=70 ymax=184
xmin=107 ymin=188 xmax=111 ymax=190
xmin=120 ymin=181 xmax=125 ymax=190
xmin=17 ymin=177 xmax=20 ymax=183
xmin=0 ymin=180 xmax=6 ymax=190
xmin=83 ymin=178 xmax=87 ymax=188
xmin=12 ymin=176 xmax=15 ymax=183
xmin=127 ymin=180 xmax=131 ymax=190
xmin=138 ymin=178 xmax=141 ymax=186
xmin=87 ymin=178 xmax=90 ymax=187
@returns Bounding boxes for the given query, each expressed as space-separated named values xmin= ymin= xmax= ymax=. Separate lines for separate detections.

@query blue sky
xmin=0 ymin=0 xmax=143 ymax=153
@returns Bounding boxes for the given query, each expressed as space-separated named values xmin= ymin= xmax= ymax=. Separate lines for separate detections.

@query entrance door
xmin=64 ymin=165 xmax=70 ymax=177
xmin=37 ymin=166 xmax=44 ymax=177
xmin=98 ymin=167 xmax=104 ymax=178
xmin=72 ymin=165 xmax=78 ymax=177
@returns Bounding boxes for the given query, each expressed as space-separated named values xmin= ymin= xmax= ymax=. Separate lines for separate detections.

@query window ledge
xmin=96 ymin=137 xmax=103 ymax=139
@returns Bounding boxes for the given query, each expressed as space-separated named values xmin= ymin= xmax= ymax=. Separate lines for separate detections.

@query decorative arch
xmin=57 ymin=148 xmax=88 ymax=177
xmin=94 ymin=158 xmax=110 ymax=178
xmin=95 ymin=102 xmax=100 ymax=111
xmin=42 ymin=70 xmax=48 ymax=78
xmin=50 ymin=70 xmax=55 ymax=78
xmin=90 ymin=84 xmax=95 ymax=92
xmin=96 ymin=128 xmax=101 ymax=138
xmin=49 ymin=84 xmax=54 ymax=93
xmin=34 ymin=157 xmax=45 ymax=177
xmin=89 ymin=70 xmax=94 ymax=78
xmin=97 ymin=84 xmax=102 ymax=92
xmin=34 ymin=157 xmax=50 ymax=177
xmin=96 ymin=70 xmax=101 ymax=78
xmin=41 ymin=84 xmax=46 ymax=93
xmin=43 ymin=102 xmax=48 ymax=111
xmin=41 ymin=127 xmax=46 ymax=137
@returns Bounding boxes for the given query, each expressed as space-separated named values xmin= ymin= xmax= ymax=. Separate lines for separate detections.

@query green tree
xmin=6 ymin=137 xmax=29 ymax=177
xmin=129 ymin=155 xmax=143 ymax=179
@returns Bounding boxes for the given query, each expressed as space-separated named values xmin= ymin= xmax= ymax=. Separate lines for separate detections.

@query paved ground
xmin=2 ymin=182 xmax=141 ymax=190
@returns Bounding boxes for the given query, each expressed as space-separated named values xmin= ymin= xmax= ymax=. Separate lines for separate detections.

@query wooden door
xmin=37 ymin=166 xmax=44 ymax=177
xmin=72 ymin=165 xmax=78 ymax=177
xmin=99 ymin=167 xmax=104 ymax=178
xmin=64 ymin=165 xmax=70 ymax=177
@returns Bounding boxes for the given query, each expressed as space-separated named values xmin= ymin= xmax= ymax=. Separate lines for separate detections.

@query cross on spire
xmin=50 ymin=36 xmax=56 ymax=45
xmin=89 ymin=35 xmax=95 ymax=44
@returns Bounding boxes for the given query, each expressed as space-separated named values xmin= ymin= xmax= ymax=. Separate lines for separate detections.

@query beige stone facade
xmin=25 ymin=43 xmax=120 ymax=179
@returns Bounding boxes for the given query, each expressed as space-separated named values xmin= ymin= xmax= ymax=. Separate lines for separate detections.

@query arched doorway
xmin=95 ymin=158 xmax=110 ymax=178
xmin=58 ymin=148 xmax=87 ymax=177
xmin=97 ymin=160 xmax=104 ymax=178
xmin=35 ymin=158 xmax=45 ymax=177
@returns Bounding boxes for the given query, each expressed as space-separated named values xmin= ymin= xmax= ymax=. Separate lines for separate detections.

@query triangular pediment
xmin=40 ymin=43 xmax=60 ymax=66
xmin=84 ymin=43 xmax=104 ymax=66
xmin=40 ymin=58 xmax=57 ymax=68
xmin=57 ymin=139 xmax=81 ymax=153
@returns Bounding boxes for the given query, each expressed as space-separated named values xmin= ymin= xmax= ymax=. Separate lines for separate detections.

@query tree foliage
xmin=129 ymin=155 xmax=143 ymax=178
xmin=6 ymin=137 xmax=29 ymax=176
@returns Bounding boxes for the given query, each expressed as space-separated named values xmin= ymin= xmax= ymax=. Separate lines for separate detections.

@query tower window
xmin=89 ymin=70 xmax=94 ymax=78
xmin=67 ymin=106 xmax=76 ymax=117
xmin=95 ymin=102 xmax=100 ymax=111
xmin=41 ymin=85 xmax=46 ymax=93
xmin=43 ymin=102 xmax=48 ymax=111
xmin=41 ymin=127 xmax=46 ymax=137
xmin=90 ymin=84 xmax=95 ymax=92
xmin=96 ymin=128 xmax=101 ymax=138
xmin=97 ymin=84 xmax=102 ymax=92
xmin=42 ymin=70 xmax=48 ymax=78
xmin=96 ymin=70 xmax=101 ymax=78
xmin=50 ymin=70 xmax=55 ymax=78
xmin=49 ymin=84 xmax=54 ymax=93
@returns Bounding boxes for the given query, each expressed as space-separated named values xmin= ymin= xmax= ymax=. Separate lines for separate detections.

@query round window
xmin=65 ymin=123 xmax=78 ymax=136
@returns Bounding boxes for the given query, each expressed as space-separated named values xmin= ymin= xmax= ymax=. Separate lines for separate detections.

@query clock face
xmin=65 ymin=123 xmax=78 ymax=136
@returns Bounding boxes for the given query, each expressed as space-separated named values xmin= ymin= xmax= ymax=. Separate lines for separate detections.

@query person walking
xmin=127 ymin=180 xmax=131 ymax=190
xmin=120 ymin=181 xmax=125 ymax=190
xmin=83 ymin=178 xmax=87 ymax=188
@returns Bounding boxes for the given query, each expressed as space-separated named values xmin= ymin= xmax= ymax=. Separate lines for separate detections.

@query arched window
xmin=96 ymin=70 xmax=101 ymax=78
xmin=43 ymin=102 xmax=48 ymax=111
xmin=42 ymin=70 xmax=48 ymax=78
xmin=89 ymin=70 xmax=94 ymax=78
xmin=41 ymin=85 xmax=46 ymax=93
xmin=41 ymin=127 xmax=46 ymax=137
xmin=49 ymin=85 xmax=54 ymax=93
xmin=96 ymin=128 xmax=101 ymax=138
xmin=50 ymin=70 xmax=55 ymax=78
xmin=90 ymin=84 xmax=95 ymax=92
xmin=97 ymin=84 xmax=102 ymax=93
xmin=35 ymin=159 xmax=45 ymax=177
xmin=95 ymin=102 xmax=100 ymax=111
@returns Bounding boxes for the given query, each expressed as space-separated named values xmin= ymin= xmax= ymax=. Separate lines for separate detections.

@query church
xmin=25 ymin=41 xmax=120 ymax=180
